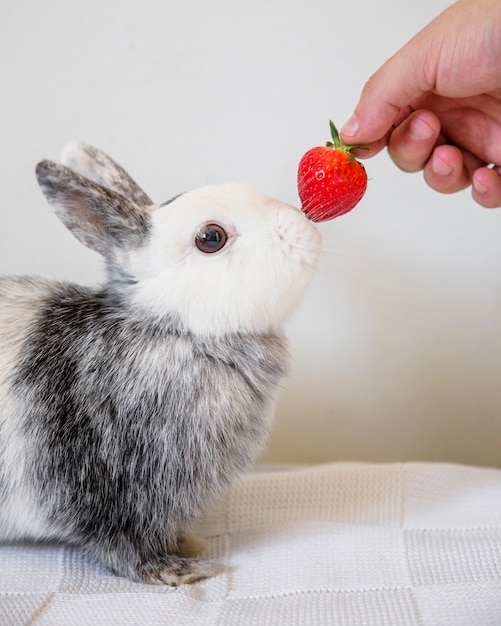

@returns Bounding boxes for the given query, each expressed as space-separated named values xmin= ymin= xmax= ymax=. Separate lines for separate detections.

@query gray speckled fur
xmin=61 ymin=142 xmax=153 ymax=208
xmin=35 ymin=161 xmax=151 ymax=258
xmin=3 ymin=278 xmax=286 ymax=582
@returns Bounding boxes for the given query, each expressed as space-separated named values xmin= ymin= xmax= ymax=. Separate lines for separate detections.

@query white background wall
xmin=2 ymin=0 xmax=501 ymax=468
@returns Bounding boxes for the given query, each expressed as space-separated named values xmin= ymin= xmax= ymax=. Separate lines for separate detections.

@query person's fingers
xmin=422 ymin=144 xmax=473 ymax=194
xmin=387 ymin=110 xmax=441 ymax=172
xmin=349 ymin=131 xmax=392 ymax=159
xmin=472 ymin=166 xmax=501 ymax=208
xmin=340 ymin=36 xmax=435 ymax=147
xmin=341 ymin=71 xmax=426 ymax=148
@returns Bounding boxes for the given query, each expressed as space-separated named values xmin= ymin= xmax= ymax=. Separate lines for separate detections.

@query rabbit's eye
xmin=195 ymin=223 xmax=228 ymax=254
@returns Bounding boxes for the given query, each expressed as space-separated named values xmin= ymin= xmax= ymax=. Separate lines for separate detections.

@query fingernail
xmin=341 ymin=116 xmax=359 ymax=139
xmin=431 ymin=153 xmax=453 ymax=176
xmin=473 ymin=178 xmax=488 ymax=194
xmin=409 ymin=116 xmax=435 ymax=141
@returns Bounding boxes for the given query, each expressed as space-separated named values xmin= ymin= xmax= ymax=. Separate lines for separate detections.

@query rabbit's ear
xmin=60 ymin=142 xmax=153 ymax=208
xmin=36 ymin=160 xmax=150 ymax=257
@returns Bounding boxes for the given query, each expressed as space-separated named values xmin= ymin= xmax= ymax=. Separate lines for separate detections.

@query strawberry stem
xmin=329 ymin=120 xmax=341 ymax=148
xmin=326 ymin=119 xmax=370 ymax=157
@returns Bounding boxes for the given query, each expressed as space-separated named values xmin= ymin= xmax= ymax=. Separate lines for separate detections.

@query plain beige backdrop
xmin=2 ymin=0 xmax=501 ymax=467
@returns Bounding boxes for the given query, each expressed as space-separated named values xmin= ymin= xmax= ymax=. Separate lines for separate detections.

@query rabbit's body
xmin=0 ymin=143 xmax=321 ymax=584
xmin=0 ymin=277 xmax=287 ymax=582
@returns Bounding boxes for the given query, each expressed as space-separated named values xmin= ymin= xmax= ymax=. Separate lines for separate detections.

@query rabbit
xmin=0 ymin=142 xmax=321 ymax=585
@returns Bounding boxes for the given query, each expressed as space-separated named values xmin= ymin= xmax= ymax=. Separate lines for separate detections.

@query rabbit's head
xmin=36 ymin=143 xmax=321 ymax=335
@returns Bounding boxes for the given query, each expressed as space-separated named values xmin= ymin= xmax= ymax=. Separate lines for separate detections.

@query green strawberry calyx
xmin=326 ymin=120 xmax=369 ymax=161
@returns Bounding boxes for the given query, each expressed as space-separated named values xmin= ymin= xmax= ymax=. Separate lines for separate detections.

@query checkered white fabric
xmin=1 ymin=462 xmax=501 ymax=625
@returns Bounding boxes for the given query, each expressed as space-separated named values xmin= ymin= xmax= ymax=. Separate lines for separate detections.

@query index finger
xmin=340 ymin=38 xmax=434 ymax=147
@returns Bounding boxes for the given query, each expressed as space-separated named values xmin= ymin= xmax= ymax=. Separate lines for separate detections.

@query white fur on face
xmin=128 ymin=184 xmax=322 ymax=335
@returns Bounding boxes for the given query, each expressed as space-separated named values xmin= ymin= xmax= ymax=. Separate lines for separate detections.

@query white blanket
xmin=1 ymin=462 xmax=501 ymax=625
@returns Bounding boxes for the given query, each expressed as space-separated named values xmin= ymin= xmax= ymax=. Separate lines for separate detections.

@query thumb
xmin=341 ymin=39 xmax=435 ymax=148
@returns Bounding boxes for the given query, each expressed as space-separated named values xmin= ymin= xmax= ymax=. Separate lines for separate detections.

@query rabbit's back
xmin=0 ymin=277 xmax=52 ymax=380
xmin=0 ymin=278 xmax=61 ymax=539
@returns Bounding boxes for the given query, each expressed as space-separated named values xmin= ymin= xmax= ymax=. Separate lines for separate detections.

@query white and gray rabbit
xmin=0 ymin=143 xmax=321 ymax=585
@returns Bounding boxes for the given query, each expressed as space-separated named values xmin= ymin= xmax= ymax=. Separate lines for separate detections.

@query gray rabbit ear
xmin=36 ymin=160 xmax=150 ymax=257
xmin=60 ymin=142 xmax=153 ymax=209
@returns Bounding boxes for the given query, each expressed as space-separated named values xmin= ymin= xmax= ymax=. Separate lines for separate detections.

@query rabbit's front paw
xmin=137 ymin=555 xmax=217 ymax=586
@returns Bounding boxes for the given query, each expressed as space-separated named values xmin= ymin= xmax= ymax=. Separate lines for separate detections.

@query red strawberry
xmin=297 ymin=121 xmax=368 ymax=222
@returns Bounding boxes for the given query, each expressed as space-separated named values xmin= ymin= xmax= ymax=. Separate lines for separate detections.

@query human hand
xmin=340 ymin=0 xmax=501 ymax=208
